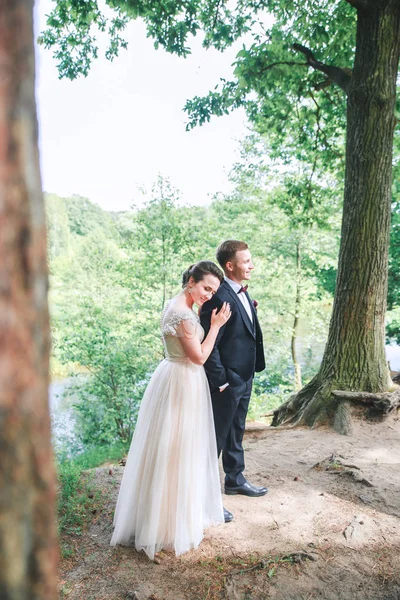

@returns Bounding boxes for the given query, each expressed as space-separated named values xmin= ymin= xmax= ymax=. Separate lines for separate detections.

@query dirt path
xmin=60 ymin=416 xmax=400 ymax=599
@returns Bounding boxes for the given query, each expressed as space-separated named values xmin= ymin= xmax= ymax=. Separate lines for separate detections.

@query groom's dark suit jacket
xmin=200 ymin=279 xmax=265 ymax=392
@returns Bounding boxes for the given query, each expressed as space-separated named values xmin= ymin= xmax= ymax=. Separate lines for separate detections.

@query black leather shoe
xmin=224 ymin=507 xmax=234 ymax=523
xmin=225 ymin=481 xmax=268 ymax=497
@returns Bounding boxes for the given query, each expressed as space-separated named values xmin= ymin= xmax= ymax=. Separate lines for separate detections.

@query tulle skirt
xmin=110 ymin=357 xmax=224 ymax=560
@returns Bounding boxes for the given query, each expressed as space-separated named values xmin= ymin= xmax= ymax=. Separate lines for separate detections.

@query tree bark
xmin=274 ymin=0 xmax=400 ymax=432
xmin=0 ymin=1 xmax=58 ymax=598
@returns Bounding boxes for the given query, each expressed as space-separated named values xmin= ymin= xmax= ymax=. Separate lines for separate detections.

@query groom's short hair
xmin=216 ymin=240 xmax=249 ymax=270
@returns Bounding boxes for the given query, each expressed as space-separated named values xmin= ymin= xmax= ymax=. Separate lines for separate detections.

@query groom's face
xmin=228 ymin=249 xmax=254 ymax=283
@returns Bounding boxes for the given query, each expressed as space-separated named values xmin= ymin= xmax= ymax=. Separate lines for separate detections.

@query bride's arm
xmin=178 ymin=303 xmax=231 ymax=366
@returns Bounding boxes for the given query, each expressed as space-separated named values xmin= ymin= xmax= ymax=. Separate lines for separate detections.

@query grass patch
xmin=70 ymin=442 xmax=128 ymax=470
xmin=57 ymin=461 xmax=96 ymax=537
xmin=57 ymin=442 xmax=128 ymax=557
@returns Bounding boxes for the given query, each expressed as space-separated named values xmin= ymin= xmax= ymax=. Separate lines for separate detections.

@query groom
xmin=200 ymin=240 xmax=267 ymax=523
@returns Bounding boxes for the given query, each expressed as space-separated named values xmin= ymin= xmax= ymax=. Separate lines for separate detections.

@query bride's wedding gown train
xmin=110 ymin=299 xmax=224 ymax=559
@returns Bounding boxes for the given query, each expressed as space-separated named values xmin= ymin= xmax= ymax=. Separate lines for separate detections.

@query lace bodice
xmin=161 ymin=299 xmax=204 ymax=360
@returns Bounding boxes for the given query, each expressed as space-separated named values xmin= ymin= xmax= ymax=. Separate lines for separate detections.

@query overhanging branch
xmin=259 ymin=60 xmax=308 ymax=74
xmin=292 ymin=43 xmax=352 ymax=94
xmin=212 ymin=0 xmax=223 ymax=30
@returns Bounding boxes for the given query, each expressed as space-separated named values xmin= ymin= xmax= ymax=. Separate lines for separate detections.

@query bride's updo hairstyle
xmin=182 ymin=261 xmax=224 ymax=288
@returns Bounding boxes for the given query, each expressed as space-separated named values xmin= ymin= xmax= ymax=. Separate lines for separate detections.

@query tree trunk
xmin=273 ymin=0 xmax=400 ymax=432
xmin=291 ymin=242 xmax=302 ymax=391
xmin=0 ymin=1 xmax=58 ymax=598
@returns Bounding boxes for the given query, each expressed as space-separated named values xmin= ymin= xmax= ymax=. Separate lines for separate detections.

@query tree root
xmin=332 ymin=389 xmax=400 ymax=415
xmin=311 ymin=454 xmax=360 ymax=472
xmin=311 ymin=455 xmax=373 ymax=486
xmin=272 ymin=380 xmax=400 ymax=435
xmin=225 ymin=551 xmax=316 ymax=577
xmin=281 ymin=551 xmax=317 ymax=563
xmin=223 ymin=551 xmax=317 ymax=599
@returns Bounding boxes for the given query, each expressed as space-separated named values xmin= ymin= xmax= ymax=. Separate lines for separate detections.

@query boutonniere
xmin=252 ymin=299 xmax=258 ymax=309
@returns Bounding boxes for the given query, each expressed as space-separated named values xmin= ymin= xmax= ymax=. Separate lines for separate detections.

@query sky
xmin=34 ymin=0 xmax=249 ymax=212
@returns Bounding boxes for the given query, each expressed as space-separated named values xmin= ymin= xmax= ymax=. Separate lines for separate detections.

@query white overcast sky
xmin=34 ymin=0 xmax=249 ymax=212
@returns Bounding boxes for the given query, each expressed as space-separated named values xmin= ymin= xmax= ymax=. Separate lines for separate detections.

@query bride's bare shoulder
xmin=165 ymin=295 xmax=193 ymax=315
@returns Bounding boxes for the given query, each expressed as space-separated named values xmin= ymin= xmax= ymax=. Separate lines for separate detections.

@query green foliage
xmin=249 ymin=369 xmax=293 ymax=421
xmin=386 ymin=307 xmax=400 ymax=345
xmin=41 ymin=0 xmax=400 ymax=536
xmin=41 ymin=1 xmax=400 ymax=403
xmin=37 ymin=0 xmax=129 ymax=79
xmin=65 ymin=339 xmax=152 ymax=447
xmin=64 ymin=194 xmax=119 ymax=237
xmin=132 ymin=176 xmax=196 ymax=308
xmin=45 ymin=193 xmax=71 ymax=261
xmin=46 ymin=148 xmax=343 ymax=441
xmin=47 ymin=124 xmax=400 ymax=435
xmin=47 ymin=143 xmax=400 ymax=432
xmin=57 ymin=442 xmax=127 ymax=558
xmin=47 ymin=192 xmax=147 ymax=449
xmin=57 ymin=460 xmax=98 ymax=537
xmin=71 ymin=441 xmax=129 ymax=469
xmin=388 ymin=160 xmax=400 ymax=310
xmin=39 ymin=0 xmax=253 ymax=76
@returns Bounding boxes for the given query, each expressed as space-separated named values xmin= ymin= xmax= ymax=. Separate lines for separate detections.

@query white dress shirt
xmin=224 ymin=277 xmax=253 ymax=322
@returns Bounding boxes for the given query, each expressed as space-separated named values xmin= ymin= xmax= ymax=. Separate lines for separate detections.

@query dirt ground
xmin=60 ymin=414 xmax=400 ymax=600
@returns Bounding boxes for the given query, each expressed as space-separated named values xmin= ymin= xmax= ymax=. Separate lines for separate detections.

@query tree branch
xmin=212 ymin=0 xmax=223 ymax=31
xmin=292 ymin=43 xmax=352 ymax=94
xmin=259 ymin=60 xmax=308 ymax=74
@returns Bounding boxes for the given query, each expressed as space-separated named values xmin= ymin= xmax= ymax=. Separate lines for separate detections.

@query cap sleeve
xmin=162 ymin=311 xmax=199 ymax=338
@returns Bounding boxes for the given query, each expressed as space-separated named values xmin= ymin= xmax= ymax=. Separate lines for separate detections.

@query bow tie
xmin=238 ymin=285 xmax=248 ymax=294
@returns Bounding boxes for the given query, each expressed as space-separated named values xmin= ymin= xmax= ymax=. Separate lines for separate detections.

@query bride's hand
xmin=211 ymin=302 xmax=231 ymax=327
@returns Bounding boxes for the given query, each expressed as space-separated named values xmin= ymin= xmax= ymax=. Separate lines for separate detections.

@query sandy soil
xmin=60 ymin=414 xmax=400 ymax=600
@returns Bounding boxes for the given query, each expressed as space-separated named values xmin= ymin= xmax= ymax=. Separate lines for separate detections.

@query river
xmin=49 ymin=378 xmax=81 ymax=455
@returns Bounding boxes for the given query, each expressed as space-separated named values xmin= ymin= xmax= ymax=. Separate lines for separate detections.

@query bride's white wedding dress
xmin=110 ymin=298 xmax=224 ymax=560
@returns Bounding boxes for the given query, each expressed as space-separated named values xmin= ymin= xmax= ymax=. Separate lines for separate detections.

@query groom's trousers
xmin=211 ymin=375 xmax=253 ymax=488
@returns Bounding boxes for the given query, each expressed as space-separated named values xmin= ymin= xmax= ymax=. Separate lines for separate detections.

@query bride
xmin=110 ymin=261 xmax=231 ymax=560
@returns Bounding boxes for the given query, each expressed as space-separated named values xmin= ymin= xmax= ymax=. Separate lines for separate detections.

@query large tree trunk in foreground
xmin=274 ymin=0 xmax=400 ymax=433
xmin=0 ymin=1 xmax=58 ymax=598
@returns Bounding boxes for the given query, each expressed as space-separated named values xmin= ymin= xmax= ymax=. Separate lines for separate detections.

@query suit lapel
xmin=222 ymin=281 xmax=255 ymax=338
xmin=246 ymin=291 xmax=257 ymax=331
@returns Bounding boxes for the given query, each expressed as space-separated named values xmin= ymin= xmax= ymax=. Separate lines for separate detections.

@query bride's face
xmin=189 ymin=274 xmax=220 ymax=306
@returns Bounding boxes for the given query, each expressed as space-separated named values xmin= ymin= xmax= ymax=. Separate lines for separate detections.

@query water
xmin=386 ymin=344 xmax=400 ymax=372
xmin=49 ymin=379 xmax=80 ymax=455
